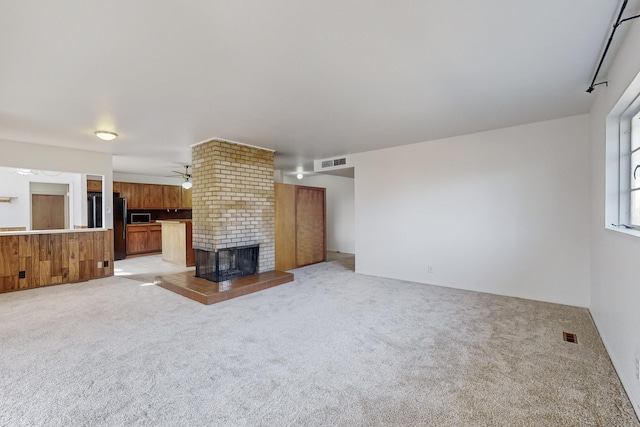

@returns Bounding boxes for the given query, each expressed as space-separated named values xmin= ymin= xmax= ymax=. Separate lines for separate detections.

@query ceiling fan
xmin=172 ymin=165 xmax=192 ymax=189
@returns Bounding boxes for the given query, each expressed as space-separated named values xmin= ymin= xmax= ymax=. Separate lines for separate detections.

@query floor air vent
xmin=563 ymin=332 xmax=578 ymax=343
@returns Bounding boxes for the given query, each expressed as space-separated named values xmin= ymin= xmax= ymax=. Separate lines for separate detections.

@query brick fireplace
xmin=191 ymin=139 xmax=275 ymax=279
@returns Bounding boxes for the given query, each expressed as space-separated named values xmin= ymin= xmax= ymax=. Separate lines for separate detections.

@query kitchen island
xmin=156 ymin=220 xmax=194 ymax=267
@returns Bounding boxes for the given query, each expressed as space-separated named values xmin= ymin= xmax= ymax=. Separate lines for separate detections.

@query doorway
xmin=30 ymin=182 xmax=69 ymax=230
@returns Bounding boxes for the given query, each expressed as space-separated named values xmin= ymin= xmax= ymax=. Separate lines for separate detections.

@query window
xmin=605 ymin=68 xmax=640 ymax=236
xmin=618 ymin=96 xmax=640 ymax=228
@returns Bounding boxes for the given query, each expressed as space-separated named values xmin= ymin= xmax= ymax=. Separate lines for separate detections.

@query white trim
xmin=605 ymin=65 xmax=640 ymax=235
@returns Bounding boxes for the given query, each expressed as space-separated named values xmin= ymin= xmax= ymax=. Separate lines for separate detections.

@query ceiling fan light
xmin=95 ymin=130 xmax=118 ymax=141
xmin=182 ymin=180 xmax=192 ymax=189
xmin=296 ymin=173 xmax=303 ymax=179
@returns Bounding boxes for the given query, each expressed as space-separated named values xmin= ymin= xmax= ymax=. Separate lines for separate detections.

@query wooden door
xmin=275 ymin=183 xmax=297 ymax=271
xmin=295 ymin=187 xmax=326 ymax=267
xmin=32 ymin=195 xmax=65 ymax=230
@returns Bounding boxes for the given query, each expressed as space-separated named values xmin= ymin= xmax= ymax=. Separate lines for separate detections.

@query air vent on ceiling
xmin=321 ymin=160 xmax=333 ymax=168
xmin=333 ymin=158 xmax=346 ymax=166
xmin=563 ymin=332 xmax=578 ymax=344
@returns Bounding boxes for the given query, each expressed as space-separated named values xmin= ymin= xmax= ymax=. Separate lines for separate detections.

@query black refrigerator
xmin=87 ymin=193 xmax=103 ymax=228
xmin=113 ymin=196 xmax=127 ymax=261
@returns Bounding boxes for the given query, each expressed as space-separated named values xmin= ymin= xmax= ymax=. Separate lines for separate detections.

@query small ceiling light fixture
xmin=296 ymin=173 xmax=303 ymax=180
xmin=95 ymin=130 xmax=118 ymax=141
xmin=182 ymin=177 xmax=193 ymax=189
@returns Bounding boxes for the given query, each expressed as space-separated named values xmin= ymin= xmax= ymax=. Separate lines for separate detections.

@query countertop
xmin=0 ymin=228 xmax=111 ymax=236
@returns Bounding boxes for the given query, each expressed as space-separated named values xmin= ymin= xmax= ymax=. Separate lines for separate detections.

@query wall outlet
xmin=427 ymin=265 xmax=434 ymax=274
xmin=97 ymin=261 xmax=103 ymax=269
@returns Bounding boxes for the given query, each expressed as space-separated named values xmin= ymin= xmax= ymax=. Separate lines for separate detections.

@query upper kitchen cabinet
xmin=163 ymin=185 xmax=181 ymax=209
xmin=181 ymin=187 xmax=192 ymax=209
xmin=143 ymin=184 xmax=164 ymax=209
xmin=113 ymin=181 xmax=191 ymax=210
xmin=86 ymin=179 xmax=102 ymax=192
xmin=118 ymin=182 xmax=144 ymax=209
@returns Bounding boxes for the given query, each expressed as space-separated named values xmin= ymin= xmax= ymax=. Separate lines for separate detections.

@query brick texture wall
xmin=192 ymin=139 xmax=275 ymax=273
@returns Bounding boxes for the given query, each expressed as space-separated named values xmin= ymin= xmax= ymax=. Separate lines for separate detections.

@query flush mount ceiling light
xmin=95 ymin=130 xmax=118 ymax=141
xmin=296 ymin=173 xmax=304 ymax=180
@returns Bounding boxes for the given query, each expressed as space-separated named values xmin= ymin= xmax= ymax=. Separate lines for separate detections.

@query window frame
xmin=605 ymin=68 xmax=640 ymax=238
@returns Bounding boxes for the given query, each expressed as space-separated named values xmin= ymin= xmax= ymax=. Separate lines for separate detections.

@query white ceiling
xmin=0 ymin=1 xmax=635 ymax=177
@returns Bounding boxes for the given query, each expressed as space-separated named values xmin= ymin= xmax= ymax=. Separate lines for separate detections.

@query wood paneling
xmin=295 ymin=187 xmax=326 ymax=267
xmin=275 ymin=183 xmax=296 ymax=271
xmin=0 ymin=230 xmax=114 ymax=294
xmin=0 ymin=235 xmax=19 ymax=292
xmin=163 ymin=185 xmax=181 ymax=209
xmin=32 ymin=194 xmax=65 ymax=230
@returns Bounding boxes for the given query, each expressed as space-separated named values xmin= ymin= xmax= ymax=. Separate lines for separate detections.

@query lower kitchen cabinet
xmin=126 ymin=223 xmax=162 ymax=255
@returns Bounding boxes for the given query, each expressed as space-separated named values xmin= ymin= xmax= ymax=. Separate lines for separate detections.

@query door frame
xmin=29 ymin=182 xmax=70 ymax=230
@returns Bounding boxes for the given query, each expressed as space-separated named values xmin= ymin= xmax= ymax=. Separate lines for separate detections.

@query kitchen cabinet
xmin=113 ymin=182 xmax=189 ymax=210
xmin=163 ymin=185 xmax=181 ymax=209
xmin=87 ymin=180 xmax=102 ymax=192
xmin=143 ymin=184 xmax=163 ymax=209
xmin=148 ymin=224 xmax=162 ymax=252
xmin=275 ymin=183 xmax=326 ymax=271
xmin=126 ymin=223 xmax=162 ymax=255
xmin=119 ymin=182 xmax=144 ymax=209
xmin=180 ymin=187 xmax=192 ymax=209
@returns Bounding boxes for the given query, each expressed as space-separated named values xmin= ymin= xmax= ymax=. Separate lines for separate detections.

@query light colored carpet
xmin=0 ymin=254 xmax=637 ymax=426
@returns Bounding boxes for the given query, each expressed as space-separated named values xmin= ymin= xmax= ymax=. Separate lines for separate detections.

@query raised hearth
xmin=156 ymin=270 xmax=294 ymax=305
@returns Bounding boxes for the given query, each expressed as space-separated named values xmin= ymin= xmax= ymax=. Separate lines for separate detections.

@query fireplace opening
xmin=195 ymin=245 xmax=259 ymax=282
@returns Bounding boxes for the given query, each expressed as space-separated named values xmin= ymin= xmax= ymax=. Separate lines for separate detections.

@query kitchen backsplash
xmin=128 ymin=209 xmax=192 ymax=223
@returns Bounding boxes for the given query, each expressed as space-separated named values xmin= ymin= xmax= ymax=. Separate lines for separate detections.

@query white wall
xmin=588 ymin=15 xmax=640 ymax=416
xmin=113 ymin=172 xmax=184 ymax=186
xmin=352 ymin=115 xmax=591 ymax=307
xmin=0 ymin=168 xmax=86 ymax=229
xmin=0 ymin=140 xmax=114 ymax=228
xmin=284 ymin=174 xmax=355 ymax=253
